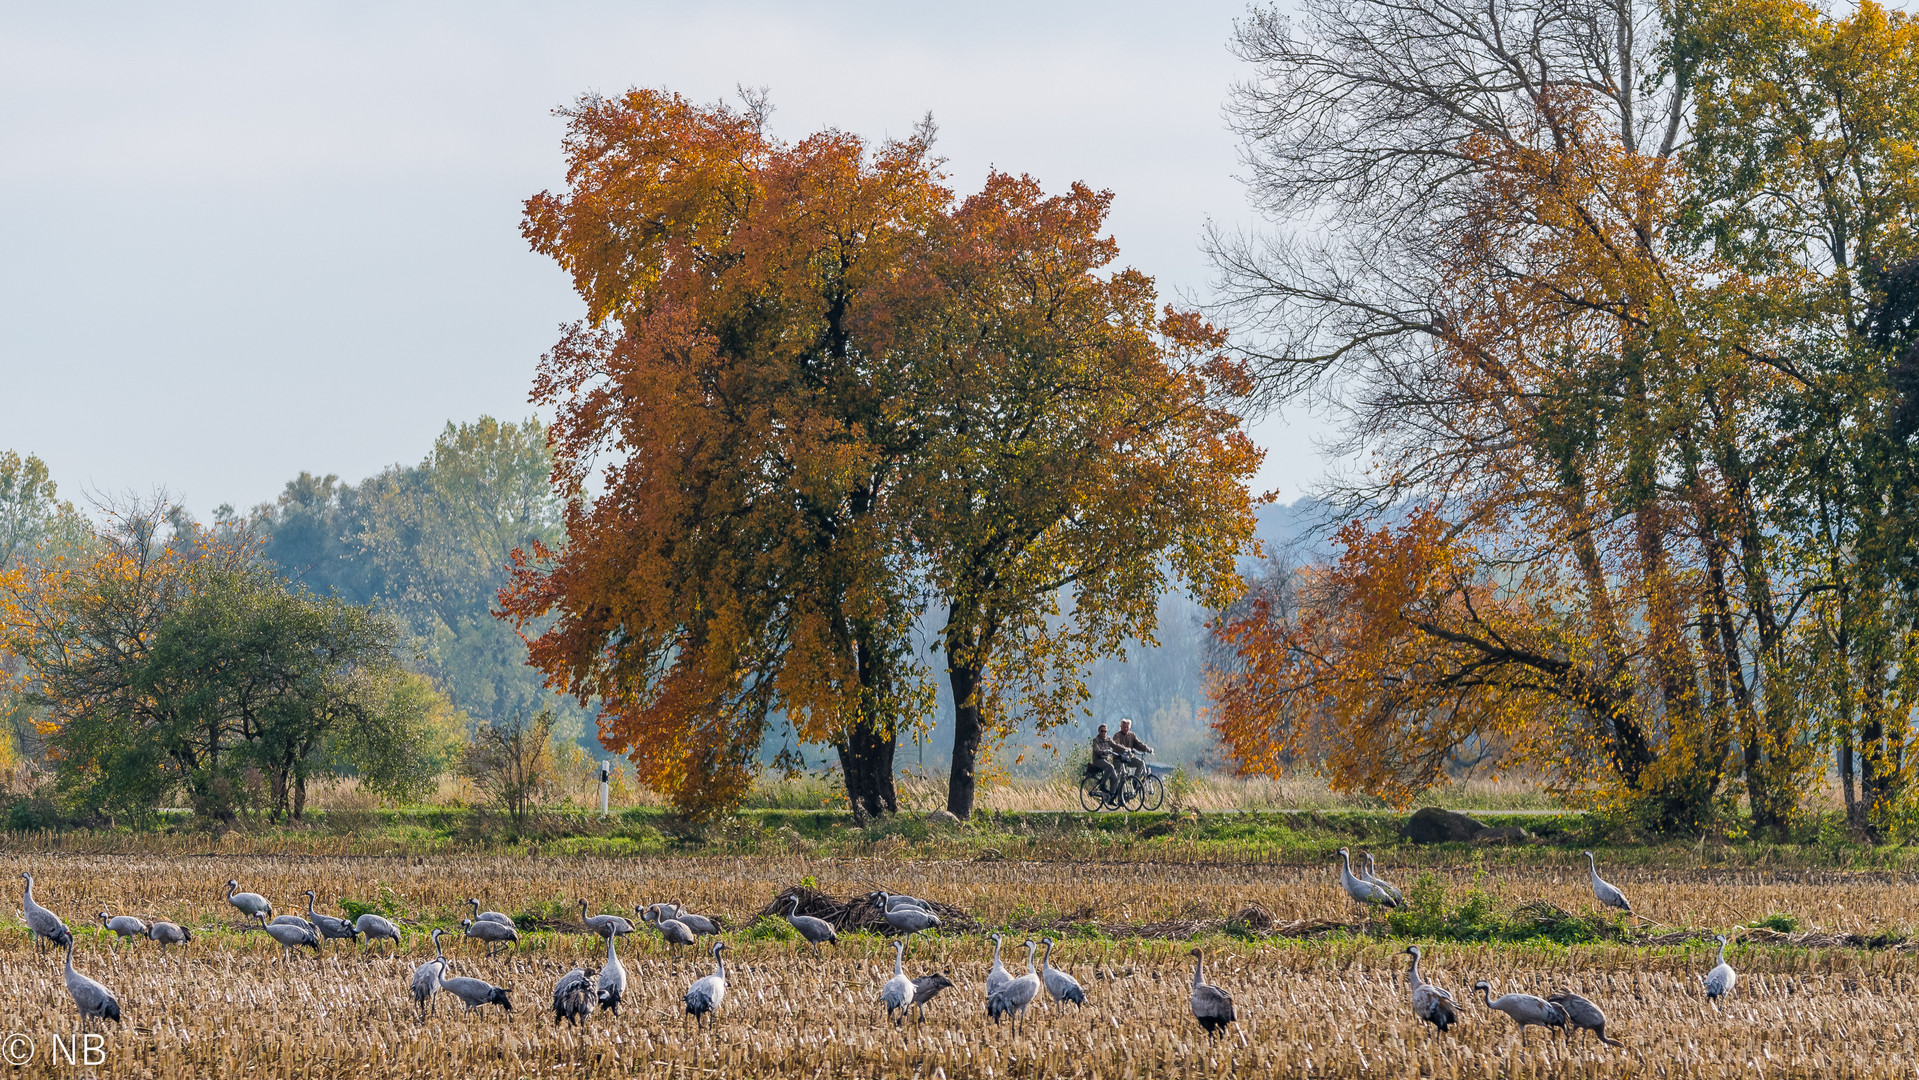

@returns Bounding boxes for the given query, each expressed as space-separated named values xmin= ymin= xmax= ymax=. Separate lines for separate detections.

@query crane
xmin=1039 ymin=939 xmax=1085 ymax=1007
xmin=911 ymin=973 xmax=953 ymax=1022
xmin=62 ymin=938 xmax=120 ymax=1029
xmin=458 ymin=917 xmax=518 ymax=956
xmin=874 ymin=891 xmax=931 ymax=912
xmin=253 ymin=911 xmax=321 ymax=962
xmin=1337 ymin=849 xmax=1397 ymax=909
xmin=881 ymin=938 xmax=913 ymax=1027
xmin=874 ymin=895 xmax=941 ymax=934
xmin=410 ymin=928 xmax=451 ymax=1019
xmin=356 ymin=912 xmax=404 ymax=953
xmin=782 ymin=895 xmax=837 ymax=956
xmin=597 ymin=932 xmax=628 ymax=1016
xmin=440 ymin=974 xmax=513 ymax=1014
xmin=640 ymin=906 xmax=697 ymax=954
xmin=683 ymin=941 xmax=729 ymax=1031
xmin=580 ymin=900 xmax=634 ymax=939
xmin=466 ymin=899 xmax=515 ymax=930
xmin=986 ymin=940 xmax=1041 ymax=1036
xmin=1363 ymin=853 xmax=1405 ymax=905
xmin=662 ymin=901 xmax=721 ymax=936
xmin=1548 ymin=991 xmax=1621 ymax=1045
xmin=1702 ymin=934 xmax=1737 ymax=1001
xmin=1187 ymin=948 xmax=1236 ymax=1038
xmin=1473 ymin=980 xmax=1568 ymax=1042
xmin=1403 ymin=946 xmax=1458 ymax=1032
xmin=98 ymin=910 xmax=149 ymax=943
xmin=302 ymin=891 xmax=359 ymax=945
xmin=1583 ymin=852 xmax=1634 ymax=917
xmin=269 ymin=912 xmax=315 ymax=933
xmin=21 ymin=873 xmax=71 ymax=954
xmin=985 ymin=932 xmax=1011 ymax=998
xmin=224 ymin=879 xmax=273 ymax=922
xmin=146 ymin=920 xmax=191 ymax=951
xmin=552 ymin=966 xmax=593 ymax=1026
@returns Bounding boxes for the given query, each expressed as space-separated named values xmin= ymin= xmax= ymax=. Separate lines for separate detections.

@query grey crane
xmin=356 ymin=912 xmax=404 ymax=953
xmin=1039 ymin=939 xmax=1085 ymax=1007
xmin=874 ymin=895 xmax=941 ymax=934
xmin=21 ymin=873 xmax=71 ymax=954
xmin=580 ymin=900 xmax=634 ymax=939
xmin=597 ymin=931 xmax=628 ymax=1016
xmin=146 ymin=921 xmax=191 ymax=950
xmin=269 ymin=912 xmax=315 ymax=933
xmin=683 ymin=941 xmax=729 ymax=1031
xmin=253 ymin=911 xmax=321 ymax=962
xmin=986 ymin=940 xmax=1042 ymax=1036
xmin=1188 ymin=948 xmax=1236 ymax=1038
xmin=1702 ymin=934 xmax=1736 ymax=1000
xmin=1337 ymin=849 xmax=1397 ymax=909
xmin=458 ymin=916 xmax=518 ymax=956
xmin=1548 ymin=990 xmax=1621 ymax=1046
xmin=552 ymin=967 xmax=593 ymax=1026
xmin=62 ymin=938 xmax=120 ymax=1028
xmin=410 ymin=928 xmax=451 ymax=1019
xmin=1583 ymin=852 xmax=1634 ymax=916
xmin=1473 ymin=980 xmax=1568 ymax=1042
xmin=662 ymin=901 xmax=721 ymax=936
xmin=99 ymin=910 xmax=149 ymax=943
xmin=440 ymin=974 xmax=513 ymax=1014
xmin=224 ymin=879 xmax=273 ymax=922
xmin=985 ymin=932 xmax=1011 ymax=998
xmin=1403 ymin=946 xmax=1458 ymax=1032
xmin=641 ymin=906 xmax=697 ymax=954
xmin=1363 ymin=853 xmax=1406 ymax=905
xmin=911 ymin=974 xmax=954 ymax=1021
xmin=874 ymin=891 xmax=931 ymax=913
xmin=466 ymin=899 xmax=515 ymax=930
xmin=881 ymin=938 xmax=914 ymax=1027
xmin=300 ymin=891 xmax=358 ymax=945
xmin=782 ymin=895 xmax=837 ymax=956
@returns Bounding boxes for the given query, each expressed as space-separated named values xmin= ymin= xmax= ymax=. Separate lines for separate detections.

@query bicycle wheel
xmin=1079 ymin=773 xmax=1109 ymax=812
xmin=1119 ymin=774 xmax=1146 ymax=811
xmin=1138 ymin=774 xmax=1165 ymax=811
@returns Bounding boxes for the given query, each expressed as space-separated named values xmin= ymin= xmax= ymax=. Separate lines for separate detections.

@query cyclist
xmin=1091 ymin=720 xmax=1155 ymax=806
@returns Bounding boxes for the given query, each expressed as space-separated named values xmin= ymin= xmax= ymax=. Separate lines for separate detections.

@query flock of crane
xmin=1339 ymin=847 xmax=1740 ymax=1044
xmin=17 ymin=849 xmax=1739 ymax=1045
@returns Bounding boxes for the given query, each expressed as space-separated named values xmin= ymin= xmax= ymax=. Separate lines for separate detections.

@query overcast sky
xmin=1 ymin=1 xmax=1327 ymax=517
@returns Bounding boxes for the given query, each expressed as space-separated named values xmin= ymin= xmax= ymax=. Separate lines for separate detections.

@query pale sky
xmin=1 ymin=1 xmax=1328 ymax=516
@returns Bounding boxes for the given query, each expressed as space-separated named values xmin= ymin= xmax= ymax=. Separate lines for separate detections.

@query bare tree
xmin=462 ymin=709 xmax=556 ymax=823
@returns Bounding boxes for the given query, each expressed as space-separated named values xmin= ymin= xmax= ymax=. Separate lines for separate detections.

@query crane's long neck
xmin=1041 ymin=941 xmax=1054 ymax=970
xmin=433 ymin=932 xmax=445 ymax=961
xmin=606 ymin=934 xmax=618 ymax=962
xmin=893 ymin=941 xmax=904 ymax=975
xmin=1476 ymin=984 xmax=1493 ymax=1007
xmin=23 ymin=876 xmax=33 ymax=905
xmin=227 ymin=882 xmax=237 ymax=900
xmin=1408 ymin=953 xmax=1423 ymax=989
xmin=469 ymin=899 xmax=480 ymax=920
xmin=714 ymin=949 xmax=726 ymax=979
xmin=64 ymin=936 xmax=74 ymax=974
xmin=1716 ymin=939 xmax=1728 ymax=965
xmin=1024 ymin=943 xmax=1037 ymax=974
xmin=1192 ymin=954 xmax=1204 ymax=990
xmin=307 ymin=894 xmax=318 ymax=917
xmin=992 ymin=937 xmax=1003 ymax=965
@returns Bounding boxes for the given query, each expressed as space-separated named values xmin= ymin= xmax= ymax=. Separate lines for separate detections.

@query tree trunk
xmin=837 ymin=719 xmax=898 ymax=823
xmin=1838 ymin=732 xmax=1859 ymax=833
xmin=946 ymin=661 xmax=984 ymax=819
xmin=293 ymin=773 xmax=307 ymax=821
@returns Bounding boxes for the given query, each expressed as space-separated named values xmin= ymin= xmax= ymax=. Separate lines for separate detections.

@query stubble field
xmin=0 ymin=852 xmax=1914 ymax=1078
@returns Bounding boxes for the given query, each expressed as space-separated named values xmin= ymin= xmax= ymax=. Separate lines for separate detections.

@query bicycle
xmin=1077 ymin=754 xmax=1165 ymax=812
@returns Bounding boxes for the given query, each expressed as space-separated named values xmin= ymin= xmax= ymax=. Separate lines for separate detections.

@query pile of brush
xmin=761 ymin=886 xmax=979 ymax=933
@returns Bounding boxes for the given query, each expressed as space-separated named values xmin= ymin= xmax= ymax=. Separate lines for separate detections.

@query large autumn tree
xmin=505 ymin=91 xmax=948 ymax=818
xmin=1211 ymin=0 xmax=1919 ymax=838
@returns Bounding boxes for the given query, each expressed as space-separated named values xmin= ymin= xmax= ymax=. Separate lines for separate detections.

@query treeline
xmin=1208 ymin=0 xmax=1919 ymax=840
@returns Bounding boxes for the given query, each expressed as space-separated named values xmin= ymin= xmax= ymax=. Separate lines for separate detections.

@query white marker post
xmin=599 ymin=760 xmax=611 ymax=818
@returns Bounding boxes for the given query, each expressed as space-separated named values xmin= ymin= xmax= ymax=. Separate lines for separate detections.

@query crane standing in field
xmin=552 ymin=966 xmax=593 ymax=1026
xmin=662 ymin=902 xmax=721 ymax=936
xmin=1702 ymin=935 xmax=1737 ymax=1002
xmin=1403 ymin=946 xmax=1458 ymax=1032
xmin=466 ymin=899 xmax=515 ymax=930
xmin=147 ymin=920 xmax=191 ymax=951
xmin=1474 ymin=980 xmax=1568 ymax=1042
xmin=458 ymin=916 xmax=517 ymax=956
xmin=1363 ymin=853 xmax=1405 ymax=905
xmin=580 ymin=899 xmax=634 ymax=939
xmin=224 ymin=879 xmax=273 ymax=922
xmin=683 ymin=941 xmax=729 ymax=1031
xmin=22 ymin=873 xmax=72 ymax=954
xmin=881 ymin=938 xmax=914 ymax=1027
xmin=1548 ymin=990 xmax=1621 ymax=1046
xmin=986 ymin=940 xmax=1042 ymax=1037
xmin=63 ymin=939 xmax=120 ymax=1029
xmin=642 ymin=906 xmax=697 ymax=955
xmin=1038 ymin=939 xmax=1085 ymax=1007
xmin=782 ymin=895 xmax=837 ymax=956
xmin=1187 ymin=948 xmax=1236 ymax=1038
xmin=99 ymin=910 xmax=149 ymax=944
xmin=1584 ymin=852 xmax=1635 ymax=920
xmin=597 ymin=932 xmax=628 ymax=1016
xmin=357 ymin=912 xmax=404 ymax=953
xmin=440 ymin=974 xmax=513 ymax=1014
xmin=1337 ymin=849 xmax=1398 ymax=910
xmin=911 ymin=972 xmax=954 ymax=1022
xmin=410 ymin=928 xmax=451 ymax=1019
xmin=253 ymin=912 xmax=321 ymax=963
xmin=984 ymin=933 xmax=1012 ymax=998
xmin=875 ymin=895 xmax=941 ymax=934
xmin=303 ymin=891 xmax=359 ymax=946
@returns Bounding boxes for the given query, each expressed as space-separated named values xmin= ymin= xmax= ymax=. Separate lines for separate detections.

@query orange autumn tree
xmin=504 ymin=91 xmax=948 ymax=817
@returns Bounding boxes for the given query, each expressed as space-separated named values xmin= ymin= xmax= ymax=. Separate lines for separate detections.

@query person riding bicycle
xmin=1091 ymin=720 xmax=1155 ymax=805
